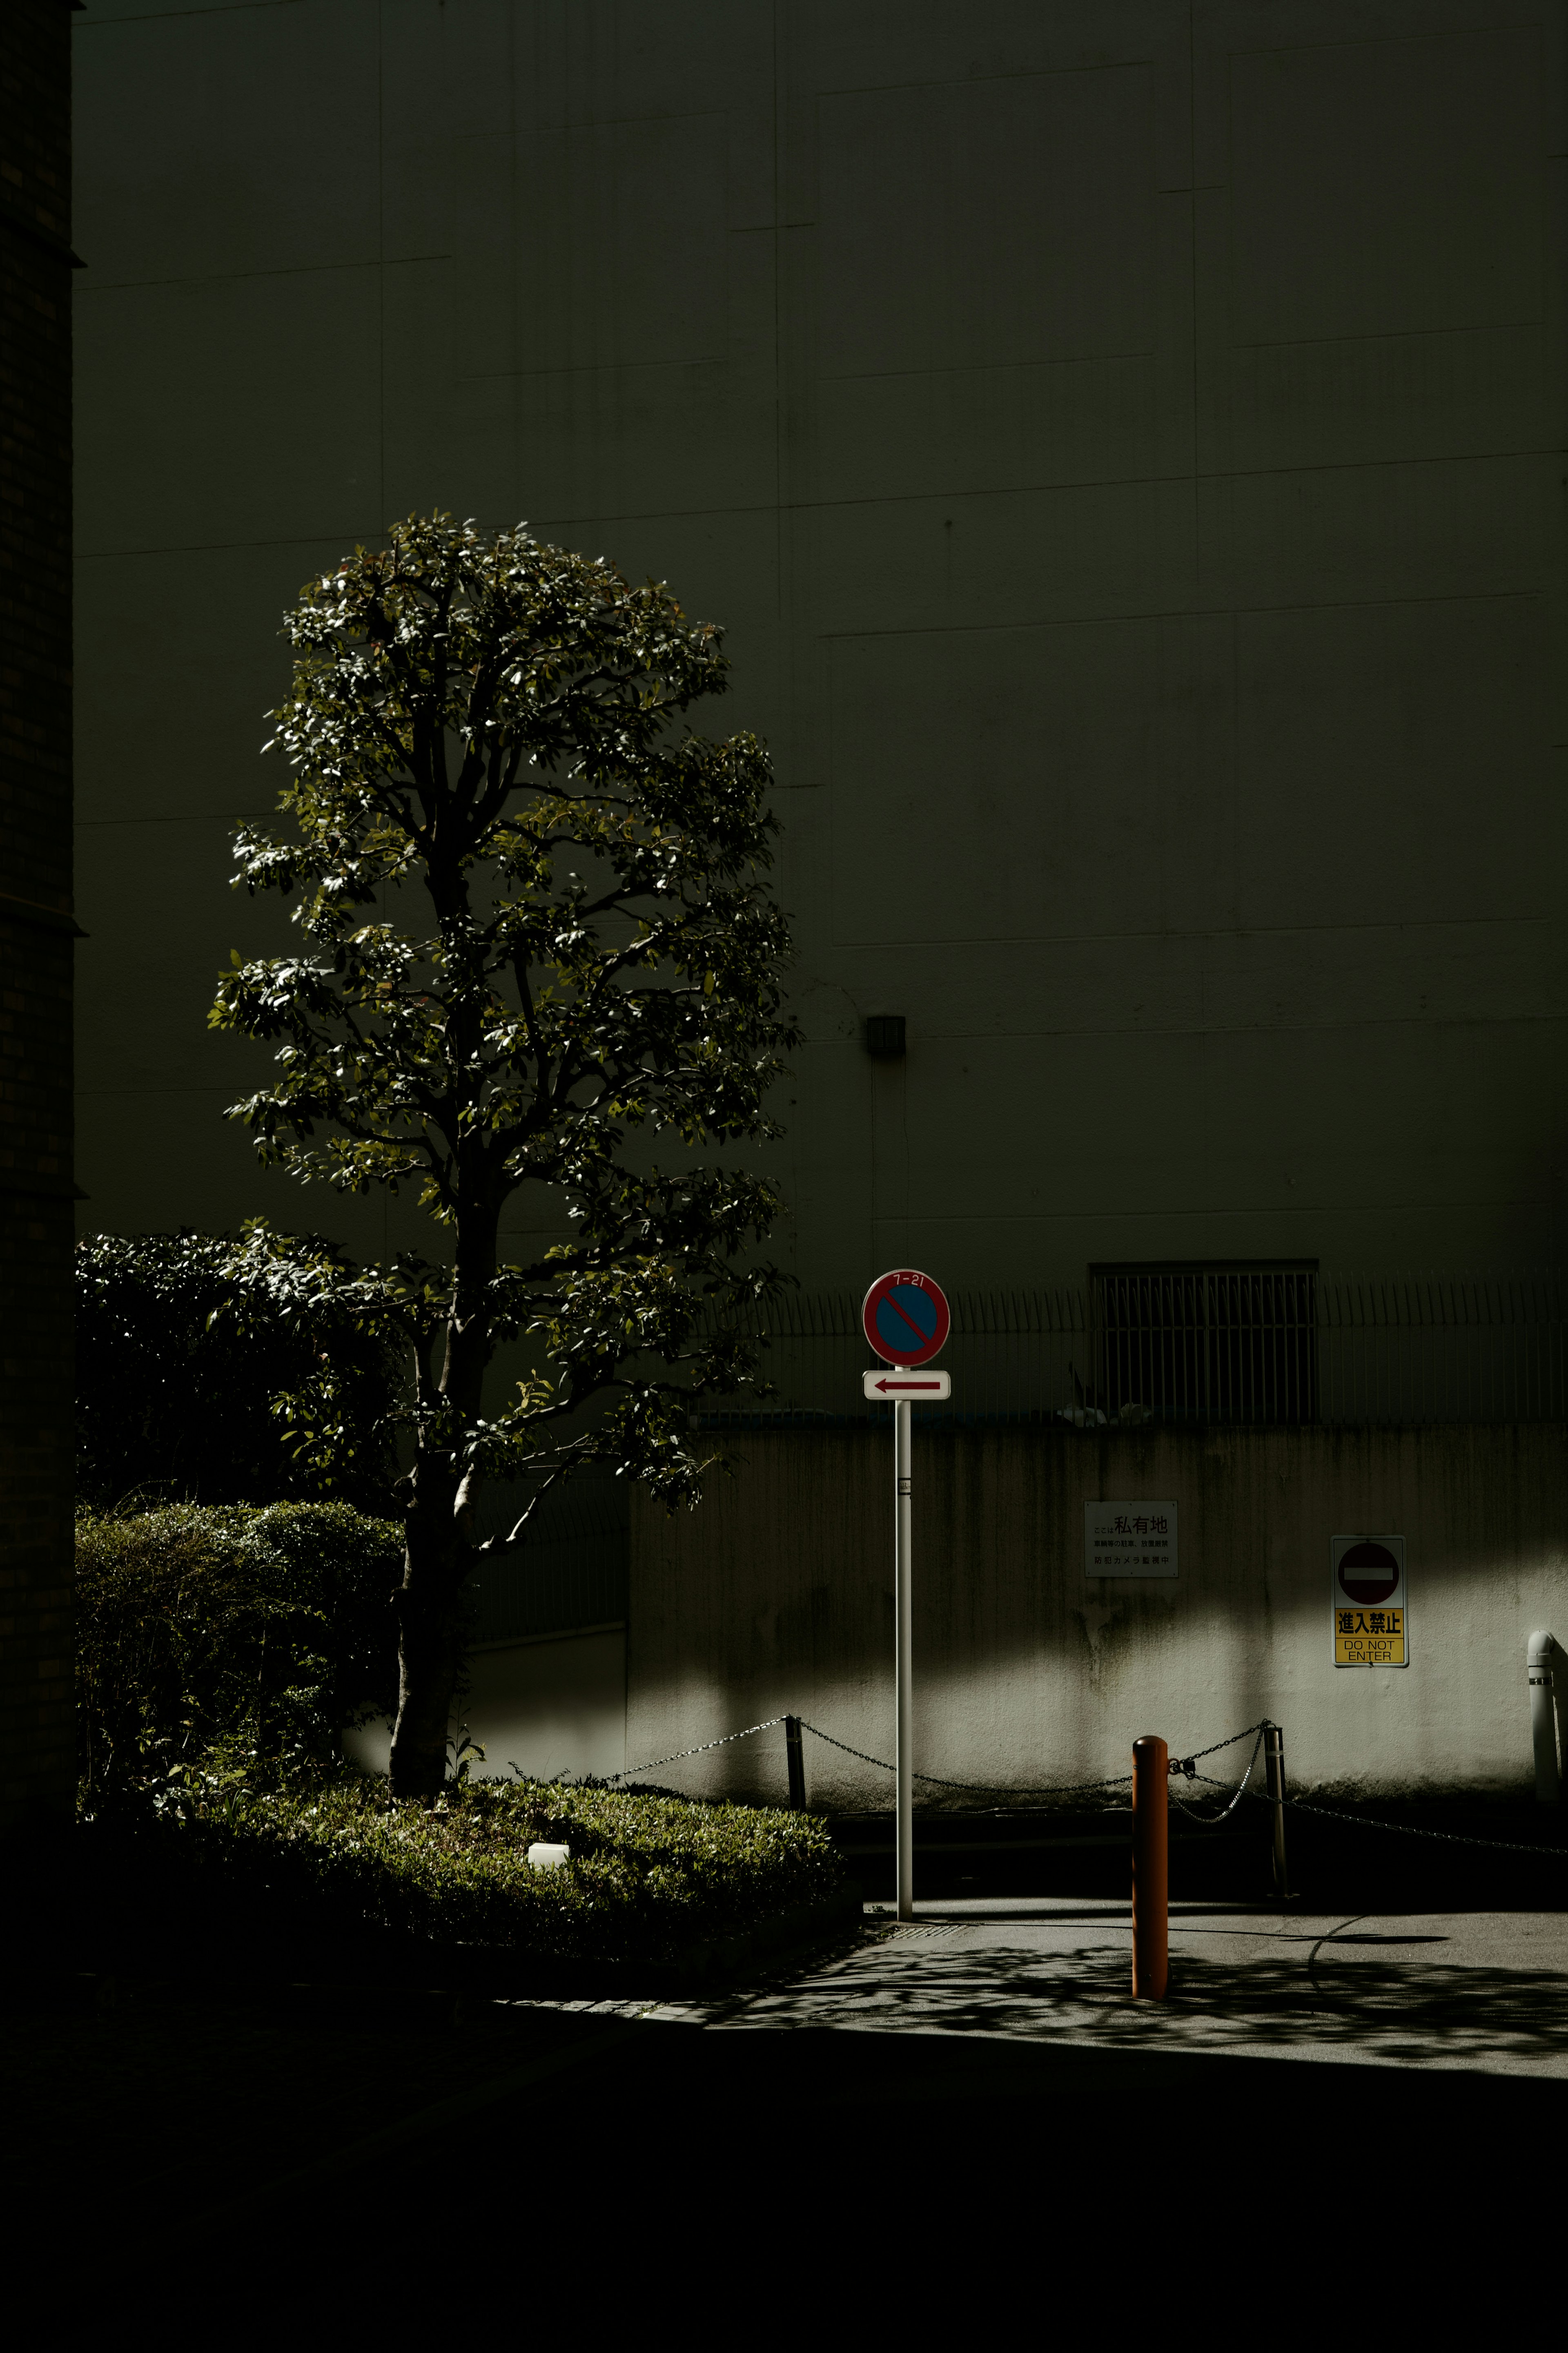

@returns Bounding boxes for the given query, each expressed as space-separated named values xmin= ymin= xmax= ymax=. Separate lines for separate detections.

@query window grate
xmin=1089 ymin=1262 xmax=1318 ymax=1427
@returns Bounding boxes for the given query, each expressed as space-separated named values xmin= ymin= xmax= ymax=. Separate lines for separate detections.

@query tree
xmin=211 ymin=514 xmax=796 ymax=1797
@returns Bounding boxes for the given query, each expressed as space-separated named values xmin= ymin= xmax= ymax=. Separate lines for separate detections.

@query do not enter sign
xmin=863 ymin=1269 xmax=951 ymax=1367
xmin=1331 ymin=1534 xmax=1408 ymax=1668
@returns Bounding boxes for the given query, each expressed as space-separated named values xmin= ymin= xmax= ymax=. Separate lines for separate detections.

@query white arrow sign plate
xmin=863 ymin=1369 xmax=951 ymax=1400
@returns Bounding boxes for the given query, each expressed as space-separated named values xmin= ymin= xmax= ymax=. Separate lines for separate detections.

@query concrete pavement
xmin=653 ymin=1898 xmax=1568 ymax=2082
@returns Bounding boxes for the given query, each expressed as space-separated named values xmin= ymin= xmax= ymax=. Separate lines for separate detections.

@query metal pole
xmin=1131 ymin=1735 xmax=1168 ymax=1998
xmin=1263 ymin=1722 xmax=1291 ymax=1896
xmin=1528 ymin=1632 xmax=1560 ymax=1803
xmin=895 ymin=1396 xmax=913 ymax=1920
xmin=784 ymin=1714 xmax=806 ymax=1810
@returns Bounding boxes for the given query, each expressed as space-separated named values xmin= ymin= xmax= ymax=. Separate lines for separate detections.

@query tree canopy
xmin=210 ymin=513 xmax=797 ymax=1792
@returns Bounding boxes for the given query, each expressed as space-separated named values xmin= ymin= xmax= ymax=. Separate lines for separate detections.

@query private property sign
xmin=1084 ymin=1502 xmax=1178 ymax=1577
xmin=1332 ymin=1535 xmax=1408 ymax=1667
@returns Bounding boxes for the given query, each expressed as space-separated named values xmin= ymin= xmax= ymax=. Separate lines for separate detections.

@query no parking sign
xmin=862 ymin=1269 xmax=950 ymax=1367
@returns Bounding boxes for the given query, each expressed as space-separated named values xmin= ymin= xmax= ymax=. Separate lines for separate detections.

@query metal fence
xmin=697 ymin=1271 xmax=1568 ymax=1431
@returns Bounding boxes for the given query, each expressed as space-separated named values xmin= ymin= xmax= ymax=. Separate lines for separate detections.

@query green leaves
xmin=76 ymin=1227 xmax=402 ymax=1511
xmin=252 ymin=515 xmax=736 ymax=903
xmin=211 ymin=515 xmax=798 ymax=1535
xmin=75 ymin=1502 xmax=404 ymax=1804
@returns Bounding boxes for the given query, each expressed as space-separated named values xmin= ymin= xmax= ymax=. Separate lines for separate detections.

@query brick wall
xmin=0 ymin=0 xmax=76 ymax=1829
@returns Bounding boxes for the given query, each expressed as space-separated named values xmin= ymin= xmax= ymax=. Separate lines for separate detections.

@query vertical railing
xmin=701 ymin=1271 xmax=1566 ymax=1428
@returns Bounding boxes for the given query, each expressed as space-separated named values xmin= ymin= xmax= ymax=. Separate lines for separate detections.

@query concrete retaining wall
xmin=627 ymin=1425 xmax=1568 ymax=1805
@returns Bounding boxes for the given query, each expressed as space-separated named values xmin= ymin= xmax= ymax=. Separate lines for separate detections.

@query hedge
xmin=76 ymin=1227 xmax=400 ymax=1513
xmin=77 ymin=1503 xmax=850 ymax=1970
xmin=77 ymin=1503 xmax=402 ymax=1799
xmin=97 ymin=1756 xmax=847 ymax=1969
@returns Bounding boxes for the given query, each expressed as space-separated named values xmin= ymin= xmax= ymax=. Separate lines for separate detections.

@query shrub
xmin=75 ymin=1226 xmax=401 ymax=1513
xmin=77 ymin=1503 xmax=402 ymax=1799
xmin=112 ymin=1758 xmax=845 ymax=1966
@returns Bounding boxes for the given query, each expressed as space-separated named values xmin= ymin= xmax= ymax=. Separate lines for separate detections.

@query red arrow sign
xmin=862 ymin=1369 xmax=952 ymax=1400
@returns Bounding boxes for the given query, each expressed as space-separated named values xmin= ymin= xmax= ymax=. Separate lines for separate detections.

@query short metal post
xmin=895 ymin=1397 xmax=913 ymax=1920
xmin=1131 ymin=1735 xmax=1168 ymax=1999
xmin=784 ymin=1714 xmax=806 ymax=1809
xmin=1528 ymin=1633 xmax=1560 ymax=1803
xmin=1263 ymin=1722 xmax=1291 ymax=1896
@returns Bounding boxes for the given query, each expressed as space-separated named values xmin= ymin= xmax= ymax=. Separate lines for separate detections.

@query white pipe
xmin=1528 ymin=1630 xmax=1559 ymax=1804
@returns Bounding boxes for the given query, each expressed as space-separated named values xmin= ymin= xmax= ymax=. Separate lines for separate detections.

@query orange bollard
xmin=1131 ymin=1734 xmax=1169 ymax=1998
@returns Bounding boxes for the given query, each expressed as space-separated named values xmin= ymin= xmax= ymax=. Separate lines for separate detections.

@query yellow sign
xmin=1334 ymin=1606 xmax=1406 ymax=1668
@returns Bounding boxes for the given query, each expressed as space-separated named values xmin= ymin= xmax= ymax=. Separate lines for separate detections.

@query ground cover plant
xmin=89 ymin=1755 xmax=844 ymax=1970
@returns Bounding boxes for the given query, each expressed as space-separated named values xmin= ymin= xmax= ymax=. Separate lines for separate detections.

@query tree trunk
xmin=386 ymin=1182 xmax=499 ymax=1798
xmin=387 ymin=1489 xmax=470 ymax=1798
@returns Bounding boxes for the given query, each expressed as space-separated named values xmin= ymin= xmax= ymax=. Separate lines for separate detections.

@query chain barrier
xmin=1191 ymin=1770 xmax=1568 ymax=1860
xmin=609 ymin=1715 xmax=787 ymax=1784
xmin=797 ymin=1719 xmax=1134 ymax=1797
xmin=1169 ymin=1726 xmax=1266 ymax=1830
xmin=615 ymin=1710 xmax=1268 ymax=1802
xmin=1174 ymin=1721 xmax=1267 ymax=1767
xmin=613 ymin=1706 xmax=1568 ymax=1867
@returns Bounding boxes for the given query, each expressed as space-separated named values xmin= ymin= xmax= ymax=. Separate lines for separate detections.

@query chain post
xmin=1131 ymin=1735 xmax=1168 ymax=1998
xmin=1263 ymin=1722 xmax=1291 ymax=1896
xmin=784 ymin=1714 xmax=806 ymax=1809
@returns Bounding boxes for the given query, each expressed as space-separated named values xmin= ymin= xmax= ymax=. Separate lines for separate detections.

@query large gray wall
xmin=628 ymin=1423 xmax=1568 ymax=1802
xmin=73 ymin=0 xmax=1567 ymax=1285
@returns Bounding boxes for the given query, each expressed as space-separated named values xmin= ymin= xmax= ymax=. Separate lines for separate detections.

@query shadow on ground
xmin=704 ymin=1932 xmax=1568 ymax=2070
xmin=12 ymin=1921 xmax=1568 ymax=2316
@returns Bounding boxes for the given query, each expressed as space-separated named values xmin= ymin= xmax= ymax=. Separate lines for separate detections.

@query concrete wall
xmin=628 ymin=1424 xmax=1568 ymax=1803
xmin=345 ymin=1626 xmax=626 ymax=1784
xmin=70 ymin=0 xmax=1568 ymax=1285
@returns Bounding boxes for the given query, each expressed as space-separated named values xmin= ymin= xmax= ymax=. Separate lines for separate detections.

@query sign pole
xmin=860 ymin=1269 xmax=951 ymax=1929
xmin=895 ymin=1395 xmax=914 ymax=1920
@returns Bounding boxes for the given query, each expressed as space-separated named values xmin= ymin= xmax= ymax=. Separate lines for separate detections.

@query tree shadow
xmin=711 ymin=1933 xmax=1568 ymax=2069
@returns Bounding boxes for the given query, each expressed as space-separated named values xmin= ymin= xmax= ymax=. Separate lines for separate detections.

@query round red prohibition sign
xmin=862 ymin=1269 xmax=951 ymax=1367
